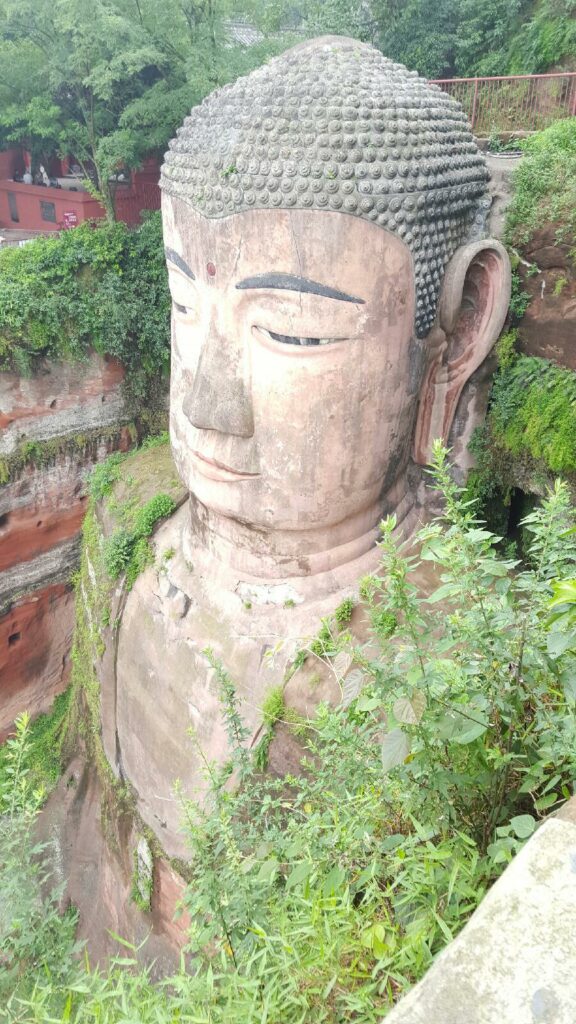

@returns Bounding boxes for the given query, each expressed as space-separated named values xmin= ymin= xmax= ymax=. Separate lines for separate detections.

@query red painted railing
xmin=431 ymin=72 xmax=576 ymax=134
xmin=113 ymin=180 xmax=161 ymax=225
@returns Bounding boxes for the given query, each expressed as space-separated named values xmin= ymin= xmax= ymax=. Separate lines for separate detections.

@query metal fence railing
xmin=431 ymin=72 xmax=576 ymax=135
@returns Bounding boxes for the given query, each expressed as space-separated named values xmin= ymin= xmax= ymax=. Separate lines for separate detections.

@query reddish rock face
xmin=0 ymin=353 xmax=125 ymax=437
xmin=0 ymin=429 xmax=133 ymax=577
xmin=0 ymin=352 xmax=134 ymax=736
xmin=517 ymin=226 xmax=576 ymax=370
xmin=0 ymin=467 xmax=87 ymax=575
xmin=0 ymin=582 xmax=74 ymax=740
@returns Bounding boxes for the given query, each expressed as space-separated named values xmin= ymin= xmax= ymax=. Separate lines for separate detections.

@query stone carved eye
xmin=266 ymin=329 xmax=341 ymax=347
xmin=173 ymin=301 xmax=191 ymax=315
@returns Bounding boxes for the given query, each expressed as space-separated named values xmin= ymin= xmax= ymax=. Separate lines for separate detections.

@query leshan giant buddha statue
xmin=107 ymin=38 xmax=510 ymax=856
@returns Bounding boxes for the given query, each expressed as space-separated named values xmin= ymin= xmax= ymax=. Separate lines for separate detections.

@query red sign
xmin=63 ymin=211 xmax=79 ymax=228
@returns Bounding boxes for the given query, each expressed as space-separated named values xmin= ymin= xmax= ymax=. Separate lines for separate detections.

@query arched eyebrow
xmin=236 ymin=273 xmax=365 ymax=304
xmin=165 ymin=247 xmax=195 ymax=280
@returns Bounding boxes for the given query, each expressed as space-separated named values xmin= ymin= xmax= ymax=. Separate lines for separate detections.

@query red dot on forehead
xmin=206 ymin=261 xmax=216 ymax=277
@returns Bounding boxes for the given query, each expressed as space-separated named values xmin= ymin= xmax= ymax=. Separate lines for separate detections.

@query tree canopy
xmin=0 ymin=0 xmax=574 ymax=217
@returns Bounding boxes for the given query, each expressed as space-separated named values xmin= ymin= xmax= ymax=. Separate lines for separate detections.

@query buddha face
xmin=163 ymin=198 xmax=421 ymax=534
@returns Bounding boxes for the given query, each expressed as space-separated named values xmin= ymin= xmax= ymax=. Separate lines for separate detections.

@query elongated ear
xmin=413 ymin=239 xmax=511 ymax=466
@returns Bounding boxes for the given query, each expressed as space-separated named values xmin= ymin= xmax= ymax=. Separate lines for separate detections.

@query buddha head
xmin=160 ymin=37 xmax=510 ymax=576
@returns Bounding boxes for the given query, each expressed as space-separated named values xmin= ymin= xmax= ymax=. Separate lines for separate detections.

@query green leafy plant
xmin=0 ymin=216 xmax=170 ymax=415
xmin=0 ymin=715 xmax=79 ymax=1000
xmin=489 ymin=354 xmax=576 ymax=475
xmin=0 ymin=689 xmax=71 ymax=798
xmin=104 ymin=493 xmax=177 ymax=586
xmin=253 ymin=686 xmax=287 ymax=770
xmin=509 ymin=270 xmax=531 ymax=322
xmin=3 ymin=444 xmax=576 ymax=1021
xmin=334 ymin=597 xmax=355 ymax=628
xmin=88 ymin=451 xmax=128 ymax=501
xmin=505 ymin=117 xmax=576 ymax=246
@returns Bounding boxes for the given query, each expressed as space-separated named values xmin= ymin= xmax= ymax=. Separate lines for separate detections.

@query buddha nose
xmin=182 ymin=321 xmax=254 ymax=438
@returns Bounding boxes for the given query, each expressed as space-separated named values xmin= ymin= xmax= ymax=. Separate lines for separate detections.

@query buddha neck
xmin=182 ymin=477 xmax=415 ymax=581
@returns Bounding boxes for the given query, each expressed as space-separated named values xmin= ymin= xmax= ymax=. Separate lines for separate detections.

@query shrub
xmin=0 ymin=214 xmax=170 ymax=414
xmin=104 ymin=493 xmax=177 ymax=586
xmin=505 ymin=118 xmax=576 ymax=246
xmin=0 ymin=689 xmax=71 ymax=799
xmin=0 ymin=715 xmax=79 ymax=1001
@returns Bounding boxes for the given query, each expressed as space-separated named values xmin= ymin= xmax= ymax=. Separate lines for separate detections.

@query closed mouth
xmin=191 ymin=450 xmax=260 ymax=481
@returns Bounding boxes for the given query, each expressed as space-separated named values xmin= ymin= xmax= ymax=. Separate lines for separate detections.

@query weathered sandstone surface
xmin=0 ymin=353 xmax=127 ymax=456
xmin=0 ymin=353 xmax=132 ymax=736
xmin=516 ymin=224 xmax=576 ymax=369
xmin=0 ymin=581 xmax=74 ymax=741
xmin=38 ymin=756 xmax=190 ymax=970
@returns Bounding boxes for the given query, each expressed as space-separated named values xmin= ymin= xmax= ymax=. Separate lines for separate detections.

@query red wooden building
xmin=0 ymin=149 xmax=160 ymax=232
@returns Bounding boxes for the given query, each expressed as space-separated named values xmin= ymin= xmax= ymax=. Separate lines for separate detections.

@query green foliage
xmin=549 ymin=576 xmax=576 ymax=645
xmin=468 ymin=326 xmax=576 ymax=520
xmin=0 ymin=715 xmax=80 ymax=1001
xmin=88 ymin=451 xmax=127 ymax=501
xmin=0 ymin=689 xmax=71 ymax=798
xmin=0 ymin=215 xmax=170 ymax=413
xmin=0 ymin=424 xmax=135 ymax=488
xmin=495 ymin=329 xmax=519 ymax=371
xmin=370 ymin=446 xmax=575 ymax=848
xmin=508 ymin=272 xmax=531 ymax=322
xmin=553 ymin=276 xmax=569 ymax=296
xmin=309 ymin=619 xmax=340 ymax=659
xmin=489 ymin=354 xmax=576 ymax=475
xmin=125 ymin=536 xmax=154 ymax=589
xmin=3 ymin=446 xmax=576 ymax=1020
xmin=133 ymin=493 xmax=177 ymax=536
xmin=131 ymin=839 xmax=154 ymax=912
xmin=1 ymin=0 xmax=573 ymax=204
xmin=334 ymin=597 xmax=355 ymax=628
xmin=103 ymin=529 xmax=134 ymax=579
xmin=507 ymin=0 xmax=576 ymax=73
xmin=505 ymin=118 xmax=576 ymax=246
xmin=140 ymin=430 xmax=170 ymax=450
xmin=254 ymin=686 xmax=287 ymax=770
xmin=0 ymin=0 xmax=290 ymax=216
xmin=104 ymin=493 xmax=177 ymax=585
xmin=261 ymin=686 xmax=286 ymax=726
xmin=324 ymin=0 xmax=576 ymax=79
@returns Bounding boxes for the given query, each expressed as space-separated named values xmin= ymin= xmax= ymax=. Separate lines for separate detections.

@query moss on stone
xmin=0 ymin=423 xmax=139 ymax=486
xmin=96 ymin=441 xmax=185 ymax=540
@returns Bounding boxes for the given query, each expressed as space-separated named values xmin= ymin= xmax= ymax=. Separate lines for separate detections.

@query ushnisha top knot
xmin=161 ymin=36 xmax=490 ymax=337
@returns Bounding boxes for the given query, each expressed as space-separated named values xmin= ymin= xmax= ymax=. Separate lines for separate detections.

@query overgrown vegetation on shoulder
xmin=104 ymin=492 xmax=177 ymax=588
xmin=505 ymin=118 xmax=576 ymax=246
xmin=88 ymin=438 xmax=181 ymax=587
xmin=3 ymin=444 xmax=576 ymax=1021
xmin=0 ymin=214 xmax=170 ymax=414
xmin=61 ymin=436 xmax=180 ymax=826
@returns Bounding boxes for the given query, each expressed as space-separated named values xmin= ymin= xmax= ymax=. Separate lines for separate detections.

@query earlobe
xmin=413 ymin=239 xmax=511 ymax=466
